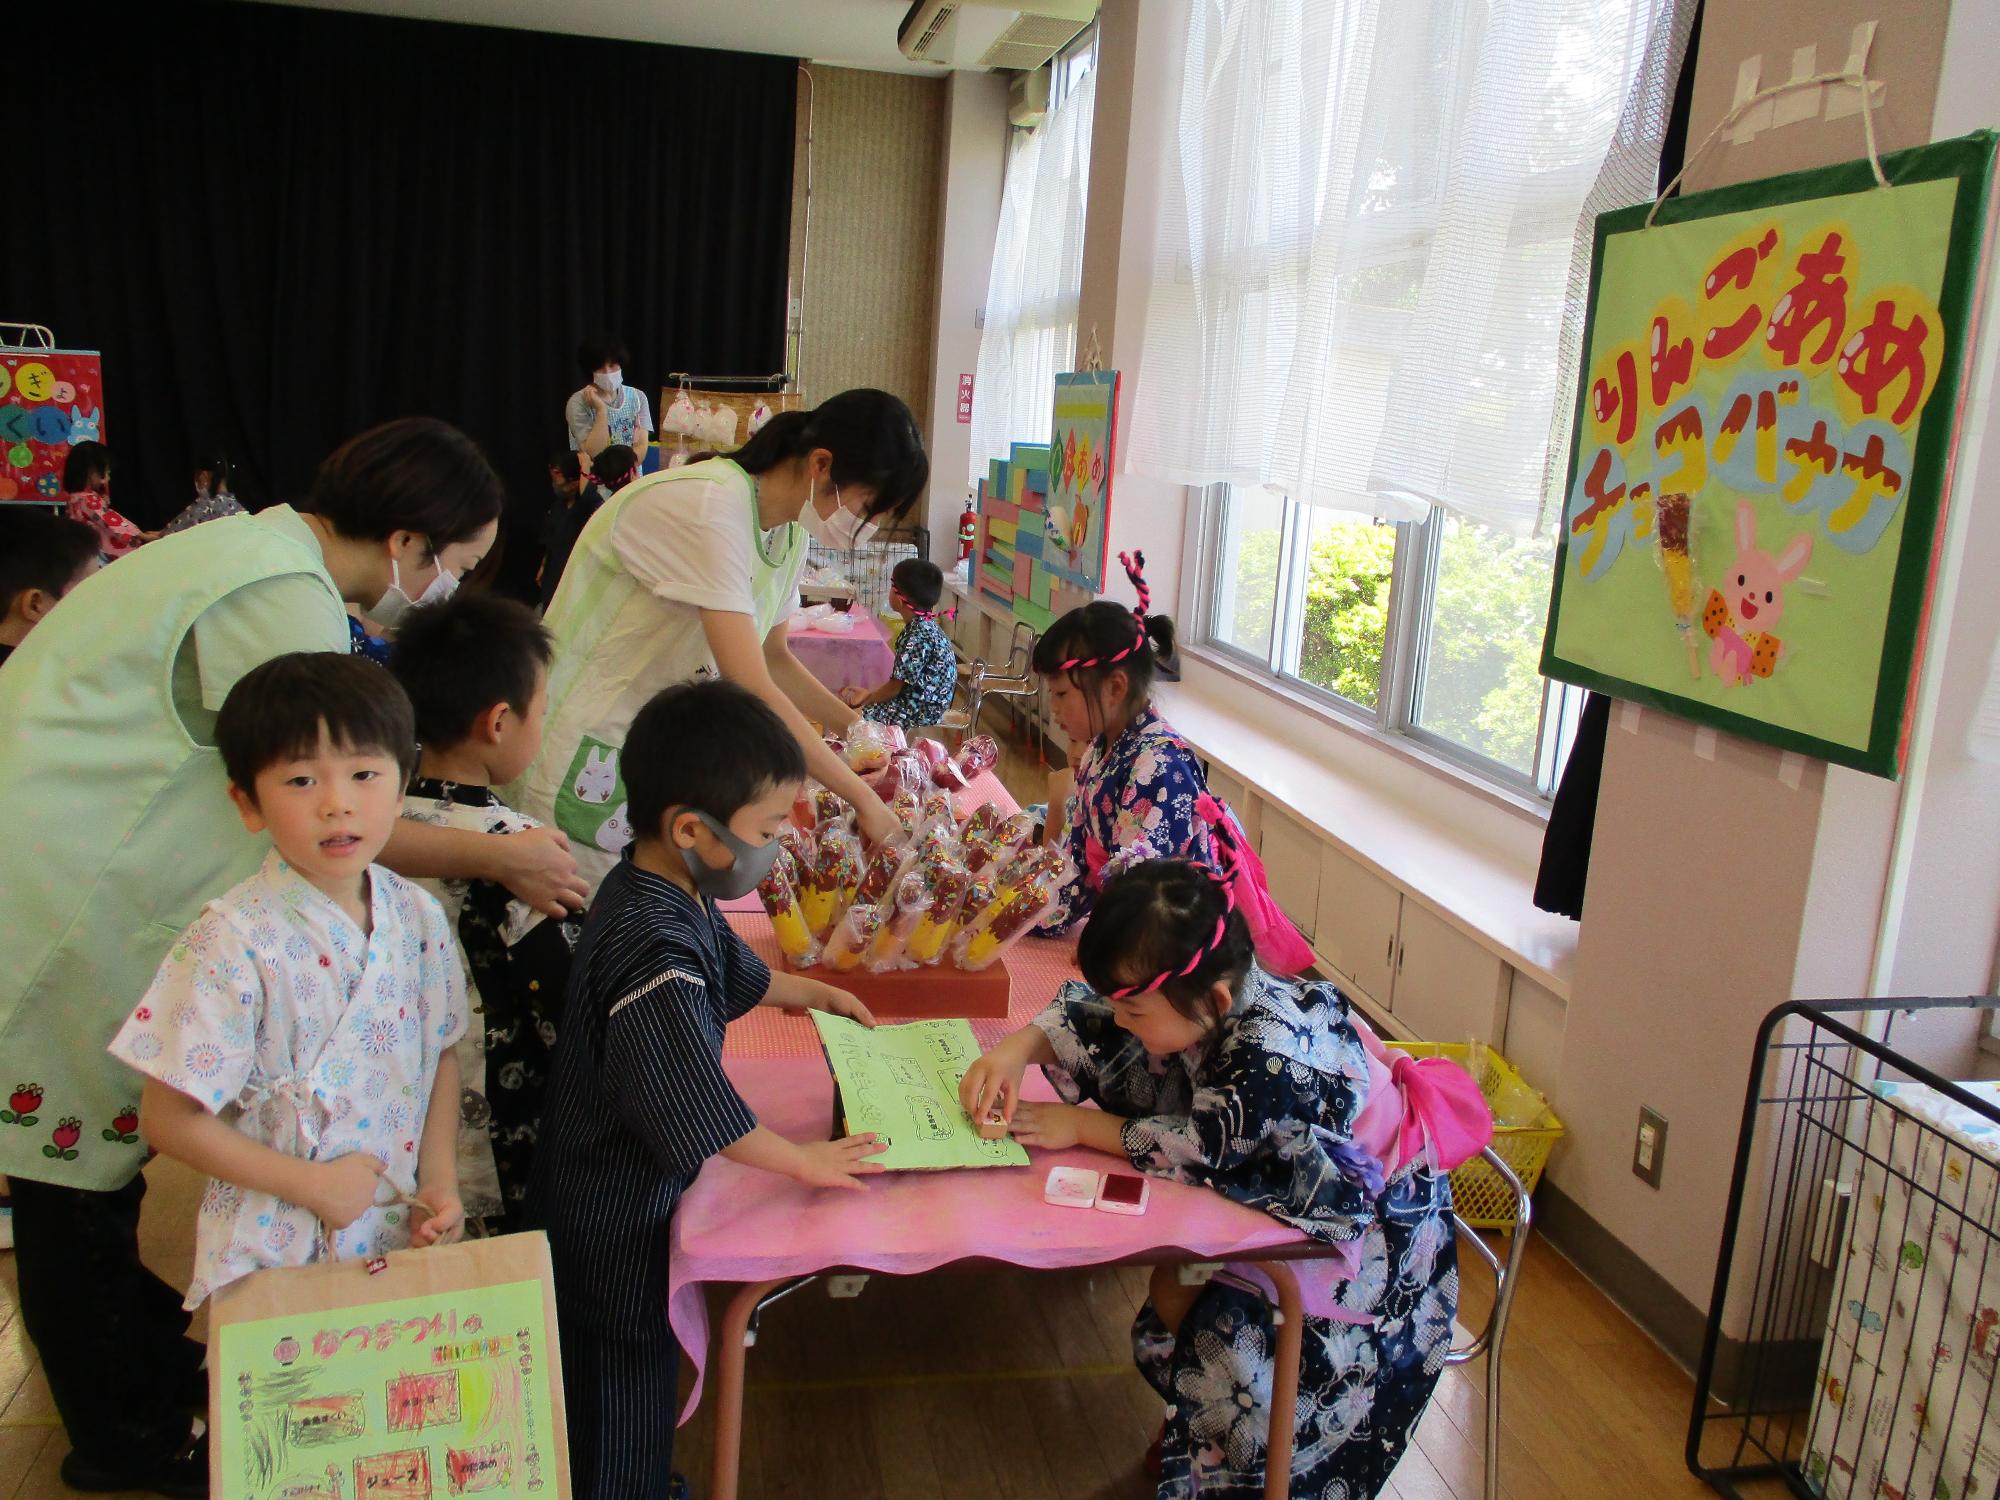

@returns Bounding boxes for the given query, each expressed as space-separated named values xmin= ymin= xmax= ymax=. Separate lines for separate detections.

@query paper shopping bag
xmin=206 ymin=1231 xmax=571 ymax=1500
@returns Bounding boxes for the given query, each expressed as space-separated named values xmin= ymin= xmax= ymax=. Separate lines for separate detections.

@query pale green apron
xmin=509 ymin=458 xmax=807 ymax=892
xmin=0 ymin=508 xmax=348 ymax=1190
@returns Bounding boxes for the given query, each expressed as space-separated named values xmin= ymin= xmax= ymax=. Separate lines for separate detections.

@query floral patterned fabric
xmin=108 ymin=851 xmax=466 ymax=1307
xmin=64 ymin=490 xmax=144 ymax=558
xmin=863 ymin=616 xmax=957 ymax=730
xmin=162 ymin=491 xmax=247 ymax=535
xmin=401 ymin=779 xmax=581 ymax=1220
xmin=1032 ymin=968 xmax=1458 ymax=1500
xmin=1039 ymin=706 xmax=1217 ymax=933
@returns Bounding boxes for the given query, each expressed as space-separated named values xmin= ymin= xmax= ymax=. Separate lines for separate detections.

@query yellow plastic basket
xmin=1382 ymin=1039 xmax=1563 ymax=1231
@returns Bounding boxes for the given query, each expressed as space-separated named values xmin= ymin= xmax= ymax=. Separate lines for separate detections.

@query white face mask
xmin=364 ymin=541 xmax=452 ymax=627
xmin=593 ymin=370 xmax=623 ymax=395
xmin=799 ymin=480 xmax=878 ymax=552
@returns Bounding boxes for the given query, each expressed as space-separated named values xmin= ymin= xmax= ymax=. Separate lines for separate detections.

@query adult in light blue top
xmin=566 ymin=333 xmax=653 ymax=468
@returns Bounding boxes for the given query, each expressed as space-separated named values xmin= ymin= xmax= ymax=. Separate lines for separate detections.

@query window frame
xmin=1191 ymin=483 xmax=1583 ymax=801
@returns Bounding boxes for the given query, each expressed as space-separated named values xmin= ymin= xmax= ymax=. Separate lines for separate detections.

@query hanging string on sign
xmin=1646 ymin=47 xmax=1887 ymax=230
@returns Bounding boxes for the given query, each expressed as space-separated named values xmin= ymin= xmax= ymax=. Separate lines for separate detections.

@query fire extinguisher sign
xmin=956 ymin=373 xmax=974 ymax=424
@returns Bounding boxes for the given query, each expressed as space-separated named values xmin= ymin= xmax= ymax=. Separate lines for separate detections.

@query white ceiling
xmin=242 ymin=0 xmax=936 ymax=73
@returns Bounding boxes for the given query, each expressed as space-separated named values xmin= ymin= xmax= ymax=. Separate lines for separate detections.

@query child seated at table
xmin=960 ymin=852 xmax=1489 ymax=1500
xmin=0 ymin=510 xmax=101 ymax=667
xmin=111 ymin=653 xmax=469 ymax=1316
xmin=391 ymin=592 xmax=580 ymax=1223
xmin=1032 ymin=551 xmax=1311 ymax=972
xmin=529 ymin=679 xmax=885 ymax=1500
xmin=841 ymin=556 xmax=958 ymax=729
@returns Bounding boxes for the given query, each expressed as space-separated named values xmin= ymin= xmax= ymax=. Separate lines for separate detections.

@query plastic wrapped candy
xmin=756 ymin=850 xmax=820 ymax=967
xmin=951 ymin=874 xmax=1059 ymax=971
xmin=884 ymin=750 xmax=927 ymax=799
xmin=952 ymin=870 xmax=1002 ymax=939
xmin=779 ymin=822 xmax=817 ymax=878
xmin=802 ymin=825 xmax=863 ymax=939
xmin=820 ymin=902 xmax=885 ymax=972
xmin=844 ymin=720 xmax=906 ymax=775
xmin=935 ymin=733 xmax=999 ymax=788
xmin=865 ymin=870 xmax=935 ymax=971
xmin=910 ymin=737 xmax=951 ymax=784
xmin=905 ymin=860 xmax=972 ymax=965
xmin=959 ymin=803 xmax=1016 ymax=873
xmin=919 ymin=789 xmax=957 ymax=835
xmin=961 ymin=801 xmax=1006 ymax=846
xmin=993 ymin=843 xmax=1063 ymax=905
xmin=853 ymin=837 xmax=911 ymax=912
xmin=812 ymin=785 xmax=847 ymax=828
xmin=991 ymin=810 xmax=1037 ymax=862
xmin=889 ymin=785 xmax=925 ymax=835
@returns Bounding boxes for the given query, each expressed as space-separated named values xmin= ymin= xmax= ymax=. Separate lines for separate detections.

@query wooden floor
xmin=0 ymin=728 xmax=1779 ymax=1500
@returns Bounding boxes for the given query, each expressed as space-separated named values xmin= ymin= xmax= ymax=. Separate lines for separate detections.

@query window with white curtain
xmin=967 ymin=60 xmax=1096 ymax=484
xmin=1142 ymin=0 xmax=1694 ymax=794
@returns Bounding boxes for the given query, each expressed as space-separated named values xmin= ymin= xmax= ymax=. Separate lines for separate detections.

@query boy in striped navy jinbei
xmin=527 ymin=680 xmax=887 ymax=1500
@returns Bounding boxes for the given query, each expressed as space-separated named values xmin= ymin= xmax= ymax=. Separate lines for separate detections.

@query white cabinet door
xmin=1258 ymin=809 xmax=1321 ymax=943
xmin=1391 ymin=901 xmax=1508 ymax=1045
xmin=1503 ymin=971 xmax=1566 ymax=1100
xmin=1313 ymin=845 xmax=1401 ymax=1008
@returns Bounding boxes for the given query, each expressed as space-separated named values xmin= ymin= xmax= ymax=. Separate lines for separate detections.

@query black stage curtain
xmin=7 ymin=2 xmax=795 ymax=598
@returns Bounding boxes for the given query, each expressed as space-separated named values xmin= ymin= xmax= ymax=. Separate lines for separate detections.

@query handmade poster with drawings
xmin=1041 ymin=370 xmax=1119 ymax=593
xmin=810 ymin=1012 xmax=1029 ymax=1172
xmin=1541 ymin=133 xmax=1997 ymax=778
xmin=0 ymin=348 xmax=106 ymax=504
xmin=209 ymin=1232 xmax=571 ymax=1500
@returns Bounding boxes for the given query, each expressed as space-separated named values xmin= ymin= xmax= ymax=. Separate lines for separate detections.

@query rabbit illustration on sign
xmin=595 ymin=802 xmax=635 ymax=853
xmin=1702 ymin=500 xmax=1813 ymax=687
xmin=573 ymin=746 xmax=618 ymax=804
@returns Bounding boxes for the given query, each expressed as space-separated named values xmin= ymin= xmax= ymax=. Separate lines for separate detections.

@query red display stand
xmin=787 ymin=957 xmax=1011 ymax=1020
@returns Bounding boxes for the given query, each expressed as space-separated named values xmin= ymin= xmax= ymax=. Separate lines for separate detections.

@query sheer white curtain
xmin=1131 ymin=0 xmax=1694 ymax=531
xmin=968 ymin=68 xmax=1097 ymax=484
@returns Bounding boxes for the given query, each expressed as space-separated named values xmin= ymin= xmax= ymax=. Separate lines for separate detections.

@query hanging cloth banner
xmin=1541 ymin=128 xmax=1997 ymax=778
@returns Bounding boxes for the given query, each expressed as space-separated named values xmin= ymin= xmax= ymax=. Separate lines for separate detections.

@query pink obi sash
xmin=1224 ymin=1016 xmax=1492 ymax=1325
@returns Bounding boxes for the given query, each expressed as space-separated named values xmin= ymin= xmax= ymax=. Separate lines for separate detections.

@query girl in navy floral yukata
xmin=1031 ymin=553 xmax=1312 ymax=974
xmin=962 ymin=857 xmax=1483 ymax=1500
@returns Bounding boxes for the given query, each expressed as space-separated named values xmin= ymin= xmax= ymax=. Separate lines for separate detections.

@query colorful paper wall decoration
xmin=1042 ymin=370 xmax=1120 ymax=592
xmin=0 ymin=348 xmax=106 ymax=504
xmin=1541 ymin=133 xmax=1996 ymax=778
xmin=1005 ymin=442 xmax=1055 ymax=632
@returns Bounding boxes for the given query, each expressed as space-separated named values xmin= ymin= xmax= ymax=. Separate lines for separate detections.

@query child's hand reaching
xmin=1008 ymin=1100 xmax=1080 ymax=1150
xmin=840 ymin=686 xmax=869 ymax=708
xmin=411 ymin=1185 xmax=466 ymax=1247
xmin=959 ymin=1050 xmax=1028 ymax=1127
xmin=306 ymin=1152 xmax=387 ymax=1230
xmin=813 ymin=982 xmax=877 ymax=1028
xmin=793 ymin=1134 xmax=889 ymax=1191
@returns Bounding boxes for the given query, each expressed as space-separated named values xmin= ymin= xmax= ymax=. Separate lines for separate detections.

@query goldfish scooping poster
xmin=1541 ymin=133 xmax=1997 ymax=777
xmin=0 ymin=349 xmax=106 ymax=502
xmin=210 ymin=1236 xmax=569 ymax=1500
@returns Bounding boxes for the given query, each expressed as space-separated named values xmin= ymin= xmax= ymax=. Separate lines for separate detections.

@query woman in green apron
xmin=0 ymin=418 xmax=587 ymax=1498
xmin=513 ymin=388 xmax=930 ymax=890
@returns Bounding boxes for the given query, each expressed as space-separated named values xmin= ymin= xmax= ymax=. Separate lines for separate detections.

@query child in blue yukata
xmin=392 ymin=592 xmax=581 ymax=1224
xmin=529 ymin=679 xmax=886 ymax=1500
xmin=962 ymin=854 xmax=1477 ymax=1500
xmin=841 ymin=556 xmax=959 ymax=730
xmin=112 ymin=653 xmax=469 ymax=1323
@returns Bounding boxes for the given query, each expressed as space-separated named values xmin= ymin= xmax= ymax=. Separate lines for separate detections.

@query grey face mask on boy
xmin=675 ymin=809 xmax=784 ymax=903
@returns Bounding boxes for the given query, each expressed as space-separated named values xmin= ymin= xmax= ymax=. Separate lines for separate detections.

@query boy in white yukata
xmin=392 ymin=592 xmax=580 ymax=1222
xmin=111 ymin=652 xmax=467 ymax=1317
xmin=529 ymin=679 xmax=888 ymax=1500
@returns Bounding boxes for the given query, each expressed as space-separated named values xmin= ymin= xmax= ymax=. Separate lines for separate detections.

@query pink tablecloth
xmin=667 ymin=1057 xmax=1317 ymax=1421
xmin=788 ymin=610 xmax=897 ymax=696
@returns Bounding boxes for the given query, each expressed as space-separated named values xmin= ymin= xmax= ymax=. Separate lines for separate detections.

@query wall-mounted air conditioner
xmin=898 ymin=0 xmax=1097 ymax=71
